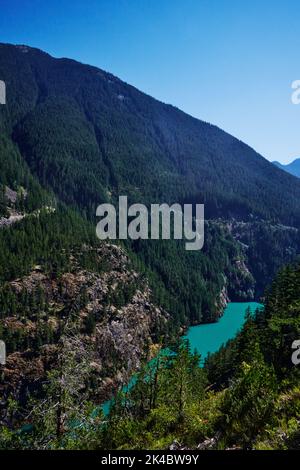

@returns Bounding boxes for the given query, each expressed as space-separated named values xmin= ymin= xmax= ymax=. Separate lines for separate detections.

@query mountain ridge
xmin=273 ymin=158 xmax=300 ymax=178
xmin=0 ymin=43 xmax=300 ymax=446
xmin=1 ymin=42 xmax=300 ymax=225
xmin=0 ymin=42 xmax=300 ymax=321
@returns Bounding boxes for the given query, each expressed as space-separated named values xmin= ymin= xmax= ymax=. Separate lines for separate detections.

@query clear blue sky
xmin=0 ymin=0 xmax=299 ymax=163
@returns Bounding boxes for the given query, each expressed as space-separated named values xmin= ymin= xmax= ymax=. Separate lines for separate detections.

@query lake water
xmin=101 ymin=302 xmax=263 ymax=415
xmin=185 ymin=302 xmax=263 ymax=363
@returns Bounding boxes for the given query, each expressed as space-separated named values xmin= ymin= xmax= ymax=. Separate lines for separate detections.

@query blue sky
xmin=0 ymin=0 xmax=299 ymax=163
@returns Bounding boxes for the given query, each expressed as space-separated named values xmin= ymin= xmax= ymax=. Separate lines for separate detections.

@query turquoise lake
xmin=102 ymin=302 xmax=263 ymax=415
xmin=21 ymin=303 xmax=264 ymax=429
xmin=185 ymin=302 xmax=263 ymax=364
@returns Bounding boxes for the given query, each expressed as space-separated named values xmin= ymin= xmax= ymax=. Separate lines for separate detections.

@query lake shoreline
xmin=184 ymin=302 xmax=263 ymax=363
xmin=101 ymin=302 xmax=263 ymax=415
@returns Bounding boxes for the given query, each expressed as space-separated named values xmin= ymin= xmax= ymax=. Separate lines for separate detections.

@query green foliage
xmin=0 ymin=42 xmax=300 ymax=317
xmin=0 ymin=206 xmax=98 ymax=282
xmin=101 ymin=264 xmax=300 ymax=450
xmin=0 ymin=44 xmax=300 ymax=451
xmin=2 ymin=43 xmax=300 ymax=226
xmin=101 ymin=342 xmax=209 ymax=449
xmin=219 ymin=361 xmax=278 ymax=448
xmin=2 ymin=258 xmax=300 ymax=450
xmin=126 ymin=221 xmax=250 ymax=325
xmin=0 ymin=135 xmax=51 ymax=212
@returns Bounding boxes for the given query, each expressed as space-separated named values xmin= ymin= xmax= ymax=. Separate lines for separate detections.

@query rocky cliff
xmin=0 ymin=242 xmax=169 ymax=424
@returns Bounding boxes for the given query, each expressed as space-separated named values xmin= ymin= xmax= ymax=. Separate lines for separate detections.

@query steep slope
xmin=0 ymin=240 xmax=169 ymax=425
xmin=0 ymin=43 xmax=299 ymax=449
xmin=273 ymin=159 xmax=300 ymax=178
xmin=84 ymin=263 xmax=300 ymax=451
xmin=0 ymin=42 xmax=299 ymax=318
xmin=3 ymin=261 xmax=298 ymax=450
xmin=1 ymin=43 xmax=300 ymax=223
xmin=0 ymin=131 xmax=250 ymax=326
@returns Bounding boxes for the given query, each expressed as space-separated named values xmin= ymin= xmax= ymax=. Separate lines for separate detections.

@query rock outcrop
xmin=0 ymin=243 xmax=169 ymax=422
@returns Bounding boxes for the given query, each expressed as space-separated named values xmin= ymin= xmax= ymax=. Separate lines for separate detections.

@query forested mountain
xmin=1 ymin=43 xmax=300 ymax=224
xmin=1 ymin=262 xmax=299 ymax=450
xmin=273 ymin=158 xmax=300 ymax=178
xmin=0 ymin=42 xmax=299 ymax=319
xmin=0 ymin=42 xmax=299 ymax=451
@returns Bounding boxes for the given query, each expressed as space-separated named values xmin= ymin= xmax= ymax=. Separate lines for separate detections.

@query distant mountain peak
xmin=272 ymin=158 xmax=300 ymax=178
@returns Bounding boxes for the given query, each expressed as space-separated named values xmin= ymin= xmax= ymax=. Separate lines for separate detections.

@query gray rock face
xmin=0 ymin=243 xmax=169 ymax=418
